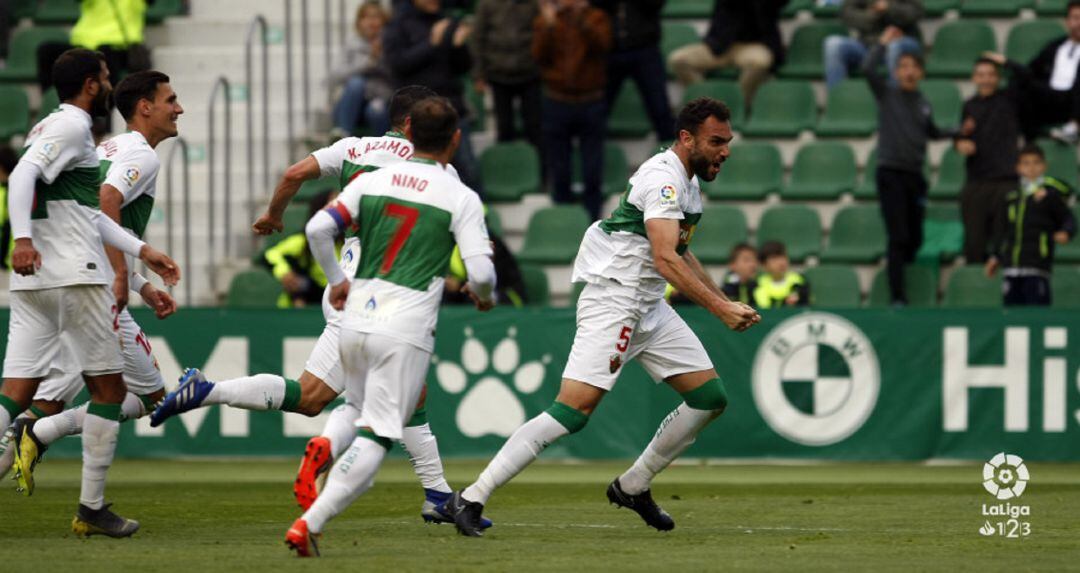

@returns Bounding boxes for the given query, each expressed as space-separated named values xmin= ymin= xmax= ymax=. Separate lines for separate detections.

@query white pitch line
xmin=376 ymin=520 xmax=849 ymax=532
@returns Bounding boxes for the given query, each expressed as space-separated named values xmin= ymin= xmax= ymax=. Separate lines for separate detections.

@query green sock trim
xmin=680 ymin=378 xmax=729 ymax=412
xmin=405 ymin=405 xmax=428 ymax=428
xmin=357 ymin=427 xmax=392 ymax=450
xmin=0 ymin=395 xmax=24 ymax=418
xmin=138 ymin=394 xmax=158 ymax=411
xmin=87 ymin=402 xmax=123 ymax=421
xmin=28 ymin=405 xmax=47 ymax=418
xmin=545 ymin=401 xmax=589 ymax=433
xmin=280 ymin=378 xmax=303 ymax=412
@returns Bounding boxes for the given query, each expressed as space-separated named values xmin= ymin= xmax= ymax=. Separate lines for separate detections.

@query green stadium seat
xmin=33 ymin=0 xmax=81 ymax=24
xmin=518 ymin=206 xmax=592 ymax=265
xmin=1057 ymin=206 xmax=1080 ymax=262
xmin=929 ymin=146 xmax=965 ymax=199
xmin=779 ymin=22 xmax=848 ymax=79
xmin=926 ymin=21 xmax=997 ymax=78
xmin=1052 ymin=267 xmax=1080 ymax=307
xmin=868 ymin=265 xmax=938 ymax=307
xmin=756 ymin=205 xmax=822 ymax=263
xmin=925 ymin=203 xmax=961 ymax=222
xmin=688 ymin=206 xmax=748 ymax=264
xmin=821 ymin=205 xmax=886 ymax=263
xmin=573 ymin=143 xmax=629 ymax=197
xmin=146 ymin=0 xmax=185 ymax=23
xmin=0 ymin=86 xmax=30 ymax=140
xmin=1006 ymin=20 xmax=1066 ymax=64
xmin=919 ymin=213 xmax=964 ymax=263
xmin=943 ymin=265 xmax=1002 ymax=307
xmin=682 ymin=80 xmax=744 ymax=131
xmin=743 ymin=80 xmax=817 ymax=138
xmin=481 ymin=142 xmax=540 ymax=202
xmin=661 ymin=22 xmax=700 ymax=67
xmin=485 ymin=209 xmax=504 ymax=238
xmin=519 ymin=265 xmax=550 ymax=306
xmin=922 ymin=79 xmax=963 ymax=130
xmin=226 ymin=271 xmax=282 ymax=309
xmin=608 ymin=85 xmax=651 ymax=138
xmin=702 ymin=142 xmax=782 ymax=200
xmin=661 ymin=0 xmax=713 ymax=18
xmin=923 ymin=0 xmax=961 ymax=15
xmin=1037 ymin=138 xmax=1079 ymax=190
xmin=811 ymin=1 xmax=842 ymax=17
xmin=960 ymin=0 xmax=1034 ymax=16
xmin=856 ymin=147 xmax=879 ymax=199
xmin=816 ymin=80 xmax=877 ymax=137
xmin=34 ymin=88 xmax=60 ymax=124
xmin=294 ymin=176 xmax=340 ymax=204
xmin=784 ymin=142 xmax=857 ymax=200
xmin=1036 ymin=0 xmax=1070 ymax=16
xmin=782 ymin=0 xmax=813 ymax=18
xmin=0 ymin=27 xmax=70 ymax=83
xmin=804 ymin=265 xmax=862 ymax=308
xmin=570 ymin=281 xmax=586 ymax=305
xmin=11 ymin=0 xmax=37 ymax=19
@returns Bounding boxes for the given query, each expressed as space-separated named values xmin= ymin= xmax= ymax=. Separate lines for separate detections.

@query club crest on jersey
xmin=123 ymin=167 xmax=140 ymax=186
xmin=36 ymin=142 xmax=59 ymax=165
xmin=609 ymin=353 xmax=623 ymax=374
xmin=659 ymin=184 xmax=677 ymax=207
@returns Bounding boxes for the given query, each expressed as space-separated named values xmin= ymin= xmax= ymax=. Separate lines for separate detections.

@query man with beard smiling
xmin=447 ymin=98 xmax=762 ymax=537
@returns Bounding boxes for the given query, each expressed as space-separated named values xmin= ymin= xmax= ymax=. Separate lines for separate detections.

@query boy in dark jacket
xmin=985 ymin=144 xmax=1077 ymax=305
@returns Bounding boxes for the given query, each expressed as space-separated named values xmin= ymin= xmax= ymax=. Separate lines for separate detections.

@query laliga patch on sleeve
xmin=659 ymin=184 xmax=678 ymax=207
xmin=122 ymin=166 xmax=141 ymax=187
xmin=35 ymin=142 xmax=60 ymax=165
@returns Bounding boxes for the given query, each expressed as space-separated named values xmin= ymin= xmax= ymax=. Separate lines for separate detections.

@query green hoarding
xmin=6 ymin=307 xmax=1077 ymax=461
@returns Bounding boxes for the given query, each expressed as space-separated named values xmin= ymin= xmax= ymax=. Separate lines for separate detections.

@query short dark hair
xmin=728 ymin=242 xmax=756 ymax=263
xmin=898 ymin=51 xmax=924 ymax=70
xmin=389 ymin=85 xmax=438 ymax=130
xmin=113 ymin=70 xmax=171 ymax=121
xmin=1068 ymin=0 xmax=1080 ymax=15
xmin=973 ymin=57 xmax=1001 ymax=72
xmin=53 ymin=48 xmax=107 ymax=102
xmin=675 ymin=97 xmax=731 ymax=136
xmin=758 ymin=241 xmax=787 ymax=262
xmin=1019 ymin=143 xmax=1045 ymax=161
xmin=409 ymin=97 xmax=459 ymax=153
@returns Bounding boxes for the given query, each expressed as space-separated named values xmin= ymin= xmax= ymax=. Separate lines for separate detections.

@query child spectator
xmin=261 ymin=191 xmax=342 ymax=308
xmin=985 ymin=144 xmax=1077 ymax=306
xmin=754 ymin=241 xmax=810 ymax=309
xmin=721 ymin=242 xmax=760 ymax=306
xmin=327 ymin=1 xmax=394 ymax=136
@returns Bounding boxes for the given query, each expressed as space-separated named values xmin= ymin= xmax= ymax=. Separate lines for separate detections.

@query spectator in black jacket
xmin=954 ymin=53 xmax=1024 ymax=263
xmin=985 ymin=144 xmax=1077 ymax=306
xmin=594 ymin=0 xmax=675 ymax=141
xmin=384 ymin=0 xmax=479 ymax=189
xmin=1020 ymin=0 xmax=1080 ymax=143
xmin=667 ymin=0 xmax=788 ymax=104
xmin=471 ymin=0 xmax=541 ymax=146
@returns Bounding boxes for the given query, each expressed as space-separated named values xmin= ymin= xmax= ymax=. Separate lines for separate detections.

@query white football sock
xmin=204 ymin=374 xmax=286 ymax=410
xmin=0 ymin=407 xmax=12 ymax=435
xmin=80 ymin=407 xmax=120 ymax=510
xmin=461 ymin=412 xmax=568 ymax=505
xmin=618 ymin=403 xmax=721 ymax=495
xmin=400 ymin=423 xmax=451 ymax=494
xmin=302 ymin=435 xmax=387 ymax=533
xmin=33 ymin=393 xmax=147 ymax=446
xmin=321 ymin=402 xmax=361 ymax=458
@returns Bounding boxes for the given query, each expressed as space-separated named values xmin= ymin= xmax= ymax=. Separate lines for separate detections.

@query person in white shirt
xmin=1022 ymin=0 xmax=1080 ymax=142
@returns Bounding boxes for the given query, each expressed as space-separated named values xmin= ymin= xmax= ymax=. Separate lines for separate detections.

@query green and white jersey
xmin=97 ymin=130 xmax=159 ymax=239
xmin=311 ymin=131 xmax=414 ymax=190
xmin=573 ymin=148 xmax=703 ymax=304
xmin=13 ymin=104 xmax=109 ymax=291
xmin=334 ymin=158 xmax=491 ymax=352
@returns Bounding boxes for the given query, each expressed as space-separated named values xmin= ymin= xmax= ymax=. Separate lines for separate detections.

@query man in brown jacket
xmin=533 ymin=0 xmax=612 ymax=220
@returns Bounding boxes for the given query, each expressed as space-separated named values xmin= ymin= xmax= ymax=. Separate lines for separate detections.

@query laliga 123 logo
xmin=978 ymin=452 xmax=1032 ymax=538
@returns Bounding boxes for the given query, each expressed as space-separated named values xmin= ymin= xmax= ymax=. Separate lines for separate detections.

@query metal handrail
xmin=163 ymin=136 xmax=192 ymax=305
xmin=284 ymin=0 xmax=295 ymax=162
xmin=324 ymin=0 xmax=332 ymax=112
xmin=245 ymin=15 xmax=270 ymax=253
xmin=207 ymin=76 xmax=232 ymax=295
xmin=300 ymin=0 xmax=310 ymax=127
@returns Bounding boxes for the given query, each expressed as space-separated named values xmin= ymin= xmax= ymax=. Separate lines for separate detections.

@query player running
xmin=0 ymin=49 xmax=180 ymax=538
xmin=446 ymin=98 xmax=761 ymax=537
xmin=149 ymin=86 xmax=487 ymax=527
xmin=4 ymin=71 xmax=183 ymax=494
xmin=284 ymin=96 xmax=495 ymax=557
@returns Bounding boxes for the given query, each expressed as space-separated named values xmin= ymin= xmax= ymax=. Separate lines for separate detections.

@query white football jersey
xmin=97 ymin=130 xmax=160 ymax=239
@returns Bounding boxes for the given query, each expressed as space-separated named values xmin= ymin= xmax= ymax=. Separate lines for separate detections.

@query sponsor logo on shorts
xmin=609 ymin=353 xmax=622 ymax=374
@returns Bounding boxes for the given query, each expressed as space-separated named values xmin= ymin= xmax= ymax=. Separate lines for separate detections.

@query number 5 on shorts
xmin=615 ymin=326 xmax=632 ymax=352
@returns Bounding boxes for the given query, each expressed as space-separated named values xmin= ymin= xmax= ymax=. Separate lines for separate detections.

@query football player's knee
xmin=545 ymin=401 xmax=590 ymax=434
xmin=681 ymin=378 xmax=728 ymax=413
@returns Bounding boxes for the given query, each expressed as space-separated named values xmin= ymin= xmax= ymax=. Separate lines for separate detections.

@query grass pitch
xmin=2 ymin=459 xmax=1078 ymax=571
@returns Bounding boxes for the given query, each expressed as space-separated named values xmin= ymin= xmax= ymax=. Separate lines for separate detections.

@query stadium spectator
xmin=667 ymin=0 xmax=787 ymax=104
xmin=445 ymin=232 xmax=528 ymax=307
xmin=0 ymin=145 xmax=17 ymax=268
xmin=722 ymin=243 xmax=760 ymax=306
xmin=471 ymin=0 xmax=541 ymax=147
xmin=384 ymin=0 xmax=479 ymax=190
xmin=985 ymin=144 xmax=1077 ymax=306
xmin=1019 ymin=0 xmax=1080 ymax=143
xmin=753 ymin=241 xmax=809 ymax=309
xmin=824 ymin=0 xmax=923 ymax=90
xmin=533 ymin=0 xmax=612 ymax=220
xmin=955 ymin=54 xmax=1024 ymax=264
xmin=865 ymin=26 xmax=953 ymax=306
xmin=594 ymin=0 xmax=676 ymax=141
xmin=327 ymin=1 xmax=394 ymax=137
xmin=261 ymin=190 xmax=341 ymax=308
xmin=37 ymin=0 xmax=152 ymax=91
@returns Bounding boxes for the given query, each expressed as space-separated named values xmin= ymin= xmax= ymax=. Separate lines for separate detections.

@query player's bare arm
xmin=253 ymin=156 xmax=322 ymax=235
xmin=100 ymin=185 xmax=131 ymax=310
xmin=683 ymin=250 xmax=728 ymax=300
xmin=646 ymin=218 xmax=758 ymax=331
xmin=96 ymin=212 xmax=180 ymax=286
